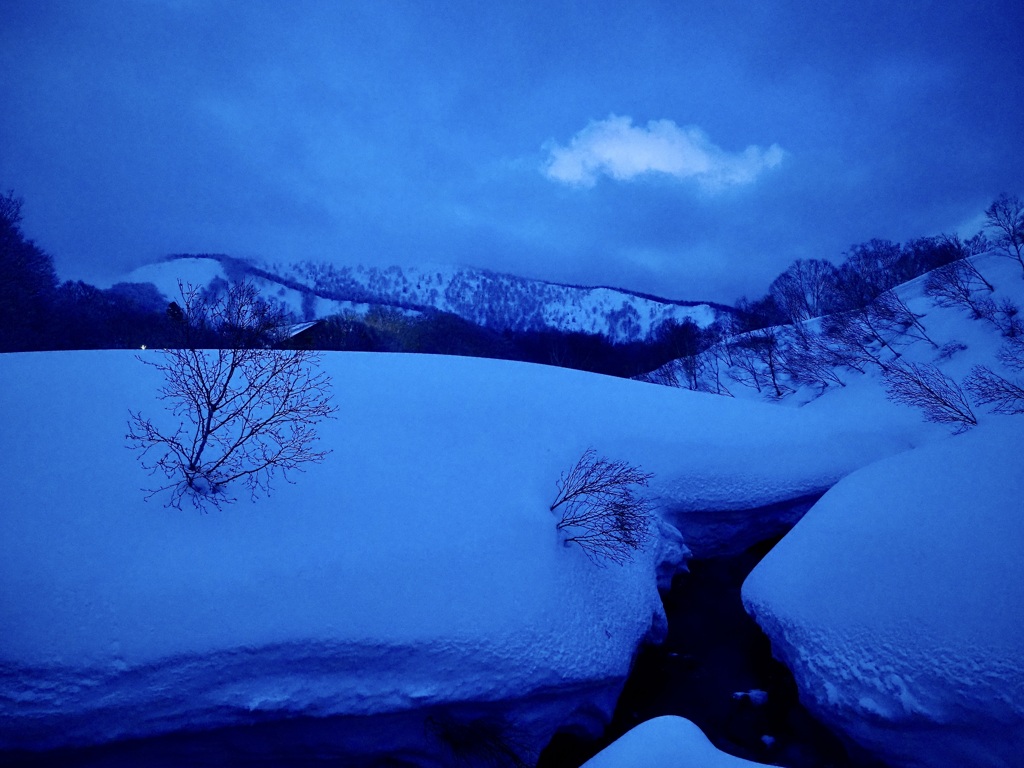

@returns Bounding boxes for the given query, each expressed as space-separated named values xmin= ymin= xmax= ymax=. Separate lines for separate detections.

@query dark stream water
xmin=538 ymin=535 xmax=889 ymax=768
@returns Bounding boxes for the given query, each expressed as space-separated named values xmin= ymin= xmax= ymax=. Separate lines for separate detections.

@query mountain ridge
xmin=121 ymin=253 xmax=731 ymax=343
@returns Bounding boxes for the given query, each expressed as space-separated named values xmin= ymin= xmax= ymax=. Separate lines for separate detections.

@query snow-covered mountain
xmin=117 ymin=253 xmax=727 ymax=342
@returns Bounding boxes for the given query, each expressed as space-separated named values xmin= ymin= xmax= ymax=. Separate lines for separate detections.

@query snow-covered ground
xmin=4 ymin=251 xmax=1023 ymax=766
xmin=743 ymin=419 xmax=1024 ymax=768
xmin=0 ymin=348 xmax=914 ymax=762
xmin=569 ymin=254 xmax=1024 ymax=767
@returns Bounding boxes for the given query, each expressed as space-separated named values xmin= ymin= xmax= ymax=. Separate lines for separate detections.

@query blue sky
xmin=1 ymin=0 xmax=1022 ymax=304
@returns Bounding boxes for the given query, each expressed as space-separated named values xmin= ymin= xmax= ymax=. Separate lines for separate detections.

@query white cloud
xmin=542 ymin=115 xmax=785 ymax=191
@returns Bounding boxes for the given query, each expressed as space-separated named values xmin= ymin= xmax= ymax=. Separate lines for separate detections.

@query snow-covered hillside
xmin=1 ymin=350 xmax=914 ymax=763
xmin=115 ymin=254 xmax=724 ymax=342
xmin=642 ymin=252 xmax=1023 ymax=415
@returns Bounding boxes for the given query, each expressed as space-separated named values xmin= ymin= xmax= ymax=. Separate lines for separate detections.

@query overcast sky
xmin=2 ymin=1 xmax=1022 ymax=304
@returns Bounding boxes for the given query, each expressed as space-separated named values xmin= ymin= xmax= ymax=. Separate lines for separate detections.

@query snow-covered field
xmin=3 ymin=252 xmax=1023 ymax=766
xmin=1 ymin=346 xmax=914 ymax=763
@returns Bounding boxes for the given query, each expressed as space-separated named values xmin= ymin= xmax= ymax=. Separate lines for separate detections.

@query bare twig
xmin=883 ymin=360 xmax=977 ymax=434
xmin=551 ymin=449 xmax=654 ymax=565
xmin=964 ymin=365 xmax=1024 ymax=415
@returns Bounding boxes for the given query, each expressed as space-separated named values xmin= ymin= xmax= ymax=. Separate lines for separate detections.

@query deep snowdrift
xmin=743 ymin=420 xmax=1024 ymax=768
xmin=0 ymin=350 xmax=911 ymax=758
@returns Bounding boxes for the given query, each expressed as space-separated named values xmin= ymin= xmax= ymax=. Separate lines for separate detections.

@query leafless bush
xmin=873 ymin=290 xmax=937 ymax=347
xmin=993 ymin=299 xmax=1023 ymax=338
xmin=999 ymin=336 xmax=1024 ymax=371
xmin=822 ymin=309 xmax=890 ymax=372
xmin=694 ymin=344 xmax=734 ymax=396
xmin=634 ymin=361 xmax=682 ymax=388
xmin=127 ymin=281 xmax=337 ymax=510
xmin=726 ymin=328 xmax=791 ymax=398
xmin=924 ymin=259 xmax=996 ymax=317
xmin=726 ymin=337 xmax=768 ymax=393
xmin=640 ymin=345 xmax=733 ymax=396
xmin=985 ymin=193 xmax=1024 ymax=275
xmin=821 ymin=288 xmax=934 ymax=374
xmin=550 ymin=448 xmax=654 ymax=565
xmin=964 ymin=366 xmax=1024 ymax=415
xmin=768 ymin=258 xmax=842 ymax=323
xmin=778 ymin=328 xmax=847 ymax=392
xmin=883 ymin=360 xmax=977 ymax=434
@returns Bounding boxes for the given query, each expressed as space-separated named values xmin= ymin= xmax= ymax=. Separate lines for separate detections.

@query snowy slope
xmin=644 ymin=252 xmax=1022 ymax=415
xmin=114 ymin=254 xmax=724 ymax=341
xmin=742 ymin=420 xmax=1024 ymax=768
xmin=0 ymin=350 xmax=914 ymax=760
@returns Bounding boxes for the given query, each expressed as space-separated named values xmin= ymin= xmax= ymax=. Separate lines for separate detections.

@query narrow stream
xmin=538 ymin=535 xmax=889 ymax=768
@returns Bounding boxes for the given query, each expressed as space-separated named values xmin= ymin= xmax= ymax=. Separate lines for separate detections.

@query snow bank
xmin=743 ymin=420 xmax=1024 ymax=768
xmin=645 ymin=379 xmax=924 ymax=558
xmin=582 ymin=716 xmax=775 ymax=767
xmin=0 ymin=350 xmax=912 ymax=757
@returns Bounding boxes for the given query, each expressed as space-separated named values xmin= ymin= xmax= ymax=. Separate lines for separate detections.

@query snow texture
xmin=743 ymin=420 xmax=1024 ymax=768
xmin=0 ymin=349 xmax=908 ymax=756
xmin=8 ymin=244 xmax=1016 ymax=762
xmin=582 ymin=715 xmax=776 ymax=767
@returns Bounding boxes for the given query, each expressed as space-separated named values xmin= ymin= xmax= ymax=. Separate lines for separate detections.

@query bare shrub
xmin=694 ymin=344 xmax=734 ymax=396
xmin=726 ymin=337 xmax=768 ymax=393
xmin=778 ymin=328 xmax=847 ymax=392
xmin=822 ymin=308 xmax=890 ymax=372
xmin=727 ymin=328 xmax=791 ymax=398
xmin=640 ymin=345 xmax=733 ymax=396
xmin=883 ymin=360 xmax=977 ymax=434
xmin=550 ymin=448 xmax=654 ymax=565
xmin=964 ymin=366 xmax=1024 ymax=415
xmin=998 ymin=336 xmax=1024 ymax=371
xmin=873 ymin=290 xmax=937 ymax=347
xmin=994 ymin=299 xmax=1023 ymax=338
xmin=925 ymin=259 xmax=996 ymax=318
xmin=127 ymin=281 xmax=337 ymax=510
xmin=985 ymin=193 xmax=1024 ymax=274
xmin=768 ymin=258 xmax=842 ymax=323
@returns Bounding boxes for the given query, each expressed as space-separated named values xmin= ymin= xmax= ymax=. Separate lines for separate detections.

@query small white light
xmin=141 ymin=344 xmax=147 ymax=350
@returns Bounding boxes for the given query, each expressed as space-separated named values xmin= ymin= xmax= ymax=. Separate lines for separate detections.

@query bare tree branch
xmin=126 ymin=280 xmax=337 ymax=510
xmin=985 ymin=194 xmax=1024 ymax=275
xmin=883 ymin=360 xmax=977 ymax=434
xmin=965 ymin=365 xmax=1024 ymax=415
xmin=551 ymin=448 xmax=654 ymax=565
xmin=925 ymin=259 xmax=996 ymax=318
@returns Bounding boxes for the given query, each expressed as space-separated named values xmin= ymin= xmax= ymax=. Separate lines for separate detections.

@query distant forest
xmin=2 ymin=187 xmax=1020 ymax=381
